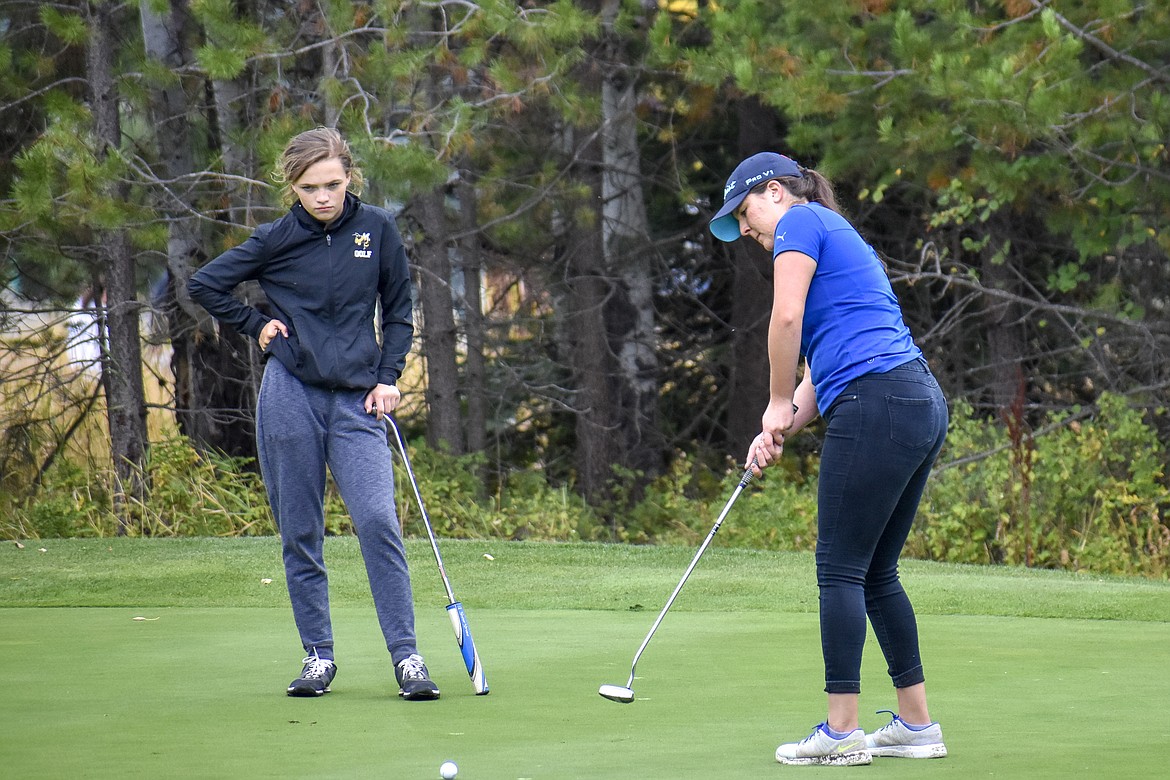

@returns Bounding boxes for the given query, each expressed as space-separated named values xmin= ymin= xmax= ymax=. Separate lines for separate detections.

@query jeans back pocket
xmin=886 ymin=395 xmax=936 ymax=449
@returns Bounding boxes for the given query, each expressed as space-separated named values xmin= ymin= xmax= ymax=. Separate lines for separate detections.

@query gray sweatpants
xmin=256 ymin=358 xmax=418 ymax=664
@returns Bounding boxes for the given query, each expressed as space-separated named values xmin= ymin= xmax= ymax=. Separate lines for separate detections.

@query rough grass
xmin=2 ymin=537 xmax=1166 ymax=621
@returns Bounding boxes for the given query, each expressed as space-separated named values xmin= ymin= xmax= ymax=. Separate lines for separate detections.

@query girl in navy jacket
xmin=189 ymin=127 xmax=439 ymax=701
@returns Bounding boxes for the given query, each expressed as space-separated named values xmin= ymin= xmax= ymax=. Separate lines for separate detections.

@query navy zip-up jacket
xmin=189 ymin=193 xmax=413 ymax=390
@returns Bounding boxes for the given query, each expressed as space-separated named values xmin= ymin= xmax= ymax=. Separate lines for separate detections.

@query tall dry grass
xmin=2 ymin=299 xmax=178 ymax=531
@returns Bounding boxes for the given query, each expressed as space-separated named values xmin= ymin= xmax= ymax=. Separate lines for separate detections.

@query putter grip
xmin=447 ymin=602 xmax=489 ymax=695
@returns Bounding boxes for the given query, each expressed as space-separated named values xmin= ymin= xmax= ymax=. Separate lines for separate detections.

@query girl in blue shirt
xmin=711 ymin=152 xmax=949 ymax=766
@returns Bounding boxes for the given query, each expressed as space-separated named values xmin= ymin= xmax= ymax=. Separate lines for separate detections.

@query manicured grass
xmin=2 ymin=538 xmax=1168 ymax=778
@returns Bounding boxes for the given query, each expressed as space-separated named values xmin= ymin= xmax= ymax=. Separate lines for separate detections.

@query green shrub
xmin=18 ymin=491 xmax=89 ymax=539
xmin=3 ymin=401 xmax=1167 ymax=578
xmin=391 ymin=439 xmax=605 ymax=541
xmin=1028 ymin=395 xmax=1169 ymax=576
xmin=1 ymin=458 xmax=109 ymax=539
xmin=915 ymin=394 xmax=1170 ymax=577
xmin=609 ymin=452 xmax=817 ymax=551
xmin=1 ymin=436 xmax=273 ymax=539
xmin=720 ymin=466 xmax=820 ymax=552
xmin=908 ymin=399 xmax=1011 ymax=564
xmin=491 ymin=469 xmax=603 ymax=541
xmin=610 ymin=456 xmax=709 ymax=545
xmin=134 ymin=437 xmax=274 ymax=537
xmin=391 ymin=442 xmax=492 ymax=537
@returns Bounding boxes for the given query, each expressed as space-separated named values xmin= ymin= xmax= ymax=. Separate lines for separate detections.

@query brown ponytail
xmin=779 ymin=169 xmax=840 ymax=214
xmin=747 ymin=167 xmax=842 ymax=215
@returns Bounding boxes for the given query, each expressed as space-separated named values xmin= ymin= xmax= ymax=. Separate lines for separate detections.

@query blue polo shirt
xmin=774 ymin=203 xmax=922 ymax=414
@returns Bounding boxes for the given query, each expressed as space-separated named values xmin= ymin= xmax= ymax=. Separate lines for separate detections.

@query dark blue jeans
xmin=815 ymin=357 xmax=948 ymax=694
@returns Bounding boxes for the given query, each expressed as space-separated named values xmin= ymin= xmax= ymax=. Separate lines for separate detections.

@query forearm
xmin=377 ymin=245 xmax=414 ymax=385
xmin=188 ymin=274 xmax=268 ymax=339
xmin=187 ymin=231 xmax=270 ymax=339
xmin=789 ymin=371 xmax=818 ymax=433
xmin=767 ymin=311 xmax=802 ymax=408
xmin=377 ymin=319 xmax=413 ymax=385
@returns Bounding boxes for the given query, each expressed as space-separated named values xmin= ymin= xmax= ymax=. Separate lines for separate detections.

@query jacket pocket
xmin=267 ymin=330 xmax=303 ymax=370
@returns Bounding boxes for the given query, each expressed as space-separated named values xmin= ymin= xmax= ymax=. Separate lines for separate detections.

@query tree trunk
xmin=205 ymin=0 xmax=261 ymax=220
xmin=726 ymin=239 xmax=774 ymax=451
xmin=86 ymin=0 xmax=148 ymax=531
xmin=599 ymin=0 xmax=662 ymax=478
xmin=208 ymin=77 xmax=251 ymax=197
xmin=980 ymin=227 xmax=1028 ymax=412
xmin=551 ymin=118 xmax=616 ymax=502
xmin=140 ymin=0 xmax=257 ymax=459
xmin=601 ymin=71 xmax=661 ymax=477
xmin=458 ymin=172 xmax=487 ymax=454
xmin=565 ymin=239 xmax=616 ymax=502
xmin=415 ymin=186 xmax=464 ymax=453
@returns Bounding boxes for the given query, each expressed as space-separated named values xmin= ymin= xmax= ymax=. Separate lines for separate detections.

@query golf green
xmin=2 ymin=538 xmax=1167 ymax=777
xmin=3 ymin=606 xmax=1167 ymax=778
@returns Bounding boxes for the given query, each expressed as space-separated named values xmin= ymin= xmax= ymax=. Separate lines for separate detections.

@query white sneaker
xmin=865 ymin=712 xmax=948 ymax=758
xmin=775 ymin=723 xmax=872 ymax=766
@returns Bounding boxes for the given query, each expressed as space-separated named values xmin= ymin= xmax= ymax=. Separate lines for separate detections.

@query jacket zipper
xmin=326 ymin=231 xmax=336 ymax=378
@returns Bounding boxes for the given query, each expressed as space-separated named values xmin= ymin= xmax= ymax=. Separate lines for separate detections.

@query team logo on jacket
xmin=353 ymin=232 xmax=373 ymax=259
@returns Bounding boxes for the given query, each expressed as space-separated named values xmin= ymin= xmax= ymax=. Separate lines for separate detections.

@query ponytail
xmin=747 ymin=167 xmax=842 ymax=215
xmin=779 ymin=169 xmax=840 ymax=214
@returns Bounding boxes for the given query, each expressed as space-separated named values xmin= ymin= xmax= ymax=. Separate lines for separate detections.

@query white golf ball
xmin=439 ymin=761 xmax=458 ymax=779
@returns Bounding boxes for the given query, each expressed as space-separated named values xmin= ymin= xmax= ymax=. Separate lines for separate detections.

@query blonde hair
xmin=274 ymin=127 xmax=364 ymax=204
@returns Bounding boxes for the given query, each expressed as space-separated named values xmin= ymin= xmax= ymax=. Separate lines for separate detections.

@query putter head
xmin=598 ymin=684 xmax=635 ymax=703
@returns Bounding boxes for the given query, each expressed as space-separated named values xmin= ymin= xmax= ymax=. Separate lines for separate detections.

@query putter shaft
xmin=601 ymin=463 xmax=756 ymax=702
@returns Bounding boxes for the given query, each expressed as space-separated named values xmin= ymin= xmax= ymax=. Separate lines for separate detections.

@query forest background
xmin=2 ymin=0 xmax=1168 ymax=578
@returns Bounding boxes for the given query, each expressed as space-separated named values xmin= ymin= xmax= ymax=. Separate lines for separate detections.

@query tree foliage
xmin=658 ymin=0 xmax=1170 ymax=418
xmin=2 ymin=1 xmax=1168 ymax=561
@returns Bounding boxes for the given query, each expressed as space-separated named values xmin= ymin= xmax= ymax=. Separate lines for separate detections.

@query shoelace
xmin=397 ymin=655 xmax=427 ymax=680
xmin=802 ymin=723 xmax=861 ymax=746
xmin=300 ymin=655 xmax=334 ymax=680
xmin=873 ymin=710 xmax=900 ymax=733
xmin=800 ymin=724 xmax=828 ymax=744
